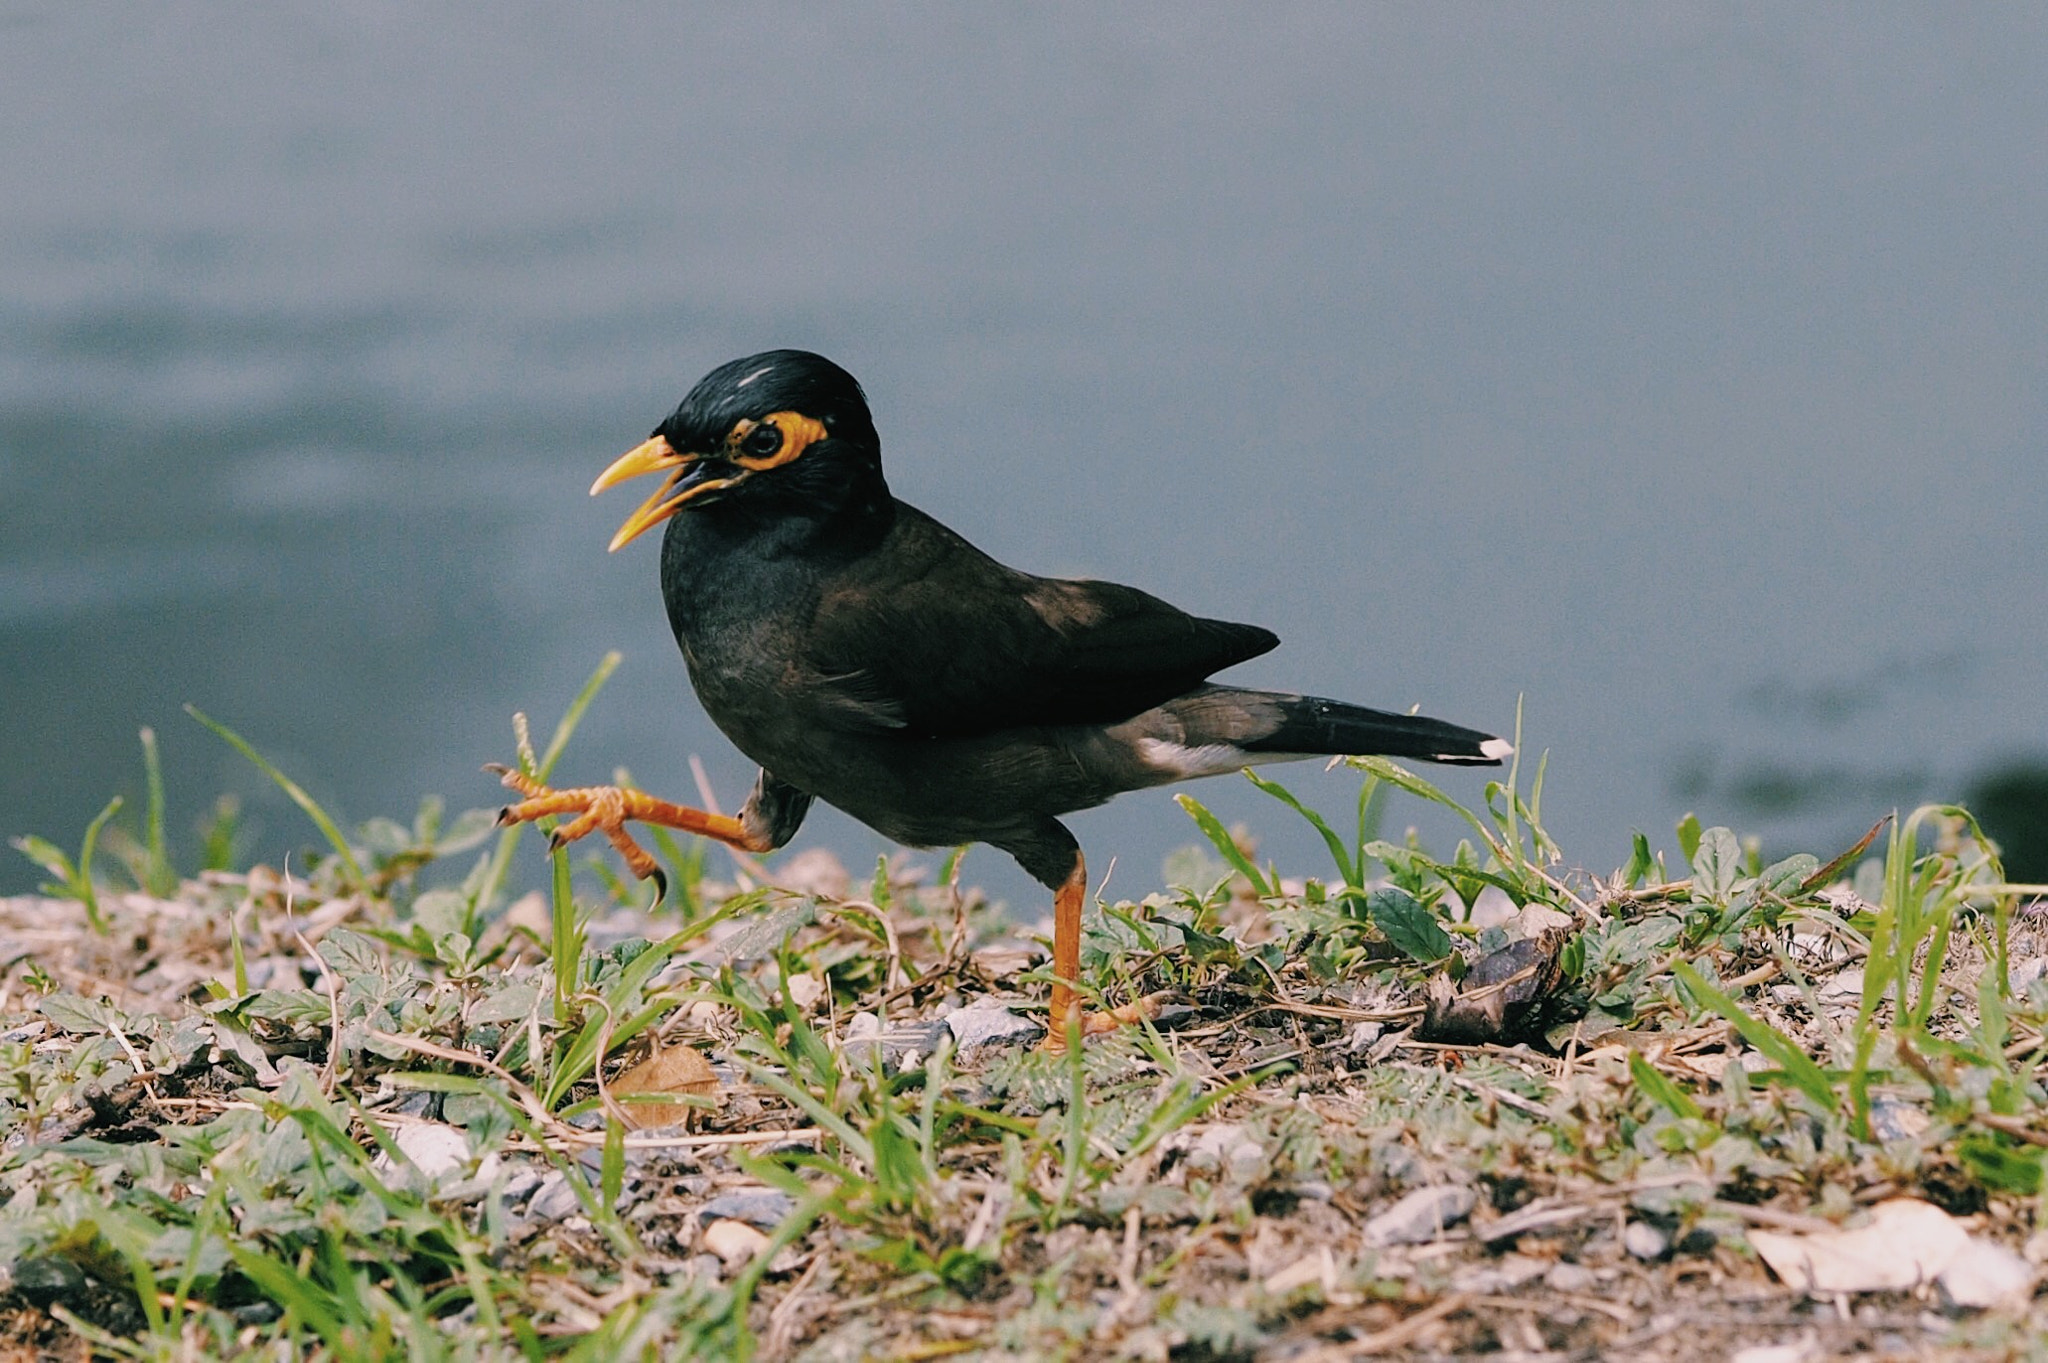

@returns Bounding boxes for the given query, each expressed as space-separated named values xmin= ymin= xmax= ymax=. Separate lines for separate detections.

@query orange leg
xmin=486 ymin=764 xmax=769 ymax=900
xmin=1041 ymin=851 xmax=1162 ymax=1052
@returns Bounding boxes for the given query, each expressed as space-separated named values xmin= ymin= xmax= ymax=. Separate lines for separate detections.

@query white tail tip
xmin=1480 ymin=738 xmax=1516 ymax=761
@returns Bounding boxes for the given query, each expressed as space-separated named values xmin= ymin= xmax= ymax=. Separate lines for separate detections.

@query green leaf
xmin=1958 ymin=1130 xmax=2044 ymax=1195
xmin=39 ymin=993 xmax=124 ymax=1037
xmin=1244 ymin=771 xmax=1356 ymax=886
xmin=1757 ymin=853 xmax=1820 ymax=898
xmin=1628 ymin=1050 xmax=1703 ymax=1120
xmin=1691 ymin=827 xmax=1740 ymax=904
xmin=1676 ymin=812 xmax=1702 ymax=863
xmin=1366 ymin=888 xmax=1452 ymax=962
xmin=1174 ymin=794 xmax=1273 ymax=895
xmin=1623 ymin=831 xmax=1655 ymax=888
xmin=10 ymin=833 xmax=75 ymax=887
xmin=707 ymin=901 xmax=818 ymax=964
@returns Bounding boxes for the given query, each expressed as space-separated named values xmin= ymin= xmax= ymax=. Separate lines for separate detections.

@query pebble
xmin=1624 ymin=1220 xmax=1671 ymax=1260
xmin=1868 ymin=1097 xmax=1929 ymax=1144
xmin=6 ymin=1256 xmax=85 ymax=1307
xmin=526 ymin=1172 xmax=582 ymax=1222
xmin=500 ymin=1167 xmax=544 ymax=1203
xmin=840 ymin=1014 xmax=949 ymax=1071
xmin=1545 ymin=1261 xmax=1598 ymax=1293
xmin=1361 ymin=1185 xmax=1477 ymax=1247
xmin=1171 ymin=1124 xmax=1267 ymax=1183
xmin=703 ymin=1217 xmax=771 ymax=1265
xmin=945 ymin=999 xmax=1042 ymax=1055
xmin=699 ymin=1190 xmax=797 ymax=1230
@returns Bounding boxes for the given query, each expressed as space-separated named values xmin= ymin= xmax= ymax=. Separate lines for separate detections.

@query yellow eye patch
xmin=725 ymin=411 xmax=831 ymax=471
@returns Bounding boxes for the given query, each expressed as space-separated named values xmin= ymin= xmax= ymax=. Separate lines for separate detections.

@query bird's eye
xmin=741 ymin=423 xmax=784 ymax=459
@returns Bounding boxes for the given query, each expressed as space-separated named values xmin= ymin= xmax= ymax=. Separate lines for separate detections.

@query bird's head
xmin=593 ymin=350 xmax=882 ymax=551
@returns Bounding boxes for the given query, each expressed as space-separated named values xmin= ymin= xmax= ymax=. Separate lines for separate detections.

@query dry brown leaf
xmin=611 ymin=1045 xmax=720 ymax=1130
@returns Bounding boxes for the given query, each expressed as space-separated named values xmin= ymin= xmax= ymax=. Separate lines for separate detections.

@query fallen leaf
xmin=1748 ymin=1198 xmax=1966 ymax=1295
xmin=611 ymin=1045 xmax=719 ymax=1129
xmin=1938 ymin=1236 xmax=2037 ymax=1309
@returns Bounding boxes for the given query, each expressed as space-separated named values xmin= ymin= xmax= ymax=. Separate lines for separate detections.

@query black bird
xmin=494 ymin=350 xmax=1508 ymax=1042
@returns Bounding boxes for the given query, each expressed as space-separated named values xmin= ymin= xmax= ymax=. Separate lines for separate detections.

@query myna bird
xmin=493 ymin=350 xmax=1509 ymax=1043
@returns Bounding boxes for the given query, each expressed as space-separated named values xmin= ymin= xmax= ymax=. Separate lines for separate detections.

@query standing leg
xmin=1047 ymin=850 xmax=1087 ymax=1045
xmin=1015 ymin=831 xmax=1162 ymax=1053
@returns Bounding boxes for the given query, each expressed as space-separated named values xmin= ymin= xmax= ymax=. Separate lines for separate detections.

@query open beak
xmin=590 ymin=435 xmax=742 ymax=552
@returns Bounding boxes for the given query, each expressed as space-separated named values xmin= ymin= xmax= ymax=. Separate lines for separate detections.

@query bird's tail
xmin=1236 ymin=692 xmax=1511 ymax=765
xmin=1099 ymin=687 xmax=1508 ymax=788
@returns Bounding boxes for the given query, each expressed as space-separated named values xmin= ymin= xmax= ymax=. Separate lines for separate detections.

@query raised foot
xmin=484 ymin=763 xmax=766 ymax=900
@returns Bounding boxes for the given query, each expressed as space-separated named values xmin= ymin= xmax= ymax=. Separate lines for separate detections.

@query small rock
xmin=840 ymin=1014 xmax=949 ymax=1071
xmin=1170 ymin=1124 xmax=1267 ymax=1183
xmin=699 ymin=1190 xmax=797 ymax=1230
xmin=703 ymin=1217 xmax=770 ymax=1266
xmin=1361 ymin=1185 xmax=1476 ymax=1247
xmin=1623 ymin=1220 xmax=1671 ymax=1260
xmin=782 ymin=971 xmax=826 ymax=1011
xmin=8 ymin=1256 xmax=86 ymax=1307
xmin=1868 ymin=1097 xmax=1929 ymax=1144
xmin=1467 ymin=884 xmax=1519 ymax=929
xmin=775 ymin=847 xmax=850 ymax=899
xmin=1345 ymin=1021 xmax=1382 ymax=1053
xmin=500 ymin=1167 xmax=544 ymax=1203
xmin=526 ymin=1172 xmax=582 ymax=1223
xmin=372 ymin=1123 xmax=479 ymax=1186
xmin=385 ymin=1090 xmax=444 ymax=1119
xmin=1818 ymin=967 xmax=1864 ymax=1001
xmin=1512 ymin=902 xmax=1574 ymax=937
xmin=945 ymin=999 xmax=1042 ymax=1055
xmin=1452 ymin=1254 xmax=1549 ymax=1294
xmin=1545 ymin=1261 xmax=1597 ymax=1293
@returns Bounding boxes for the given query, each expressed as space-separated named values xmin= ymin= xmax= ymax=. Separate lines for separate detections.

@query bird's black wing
xmin=799 ymin=504 xmax=1278 ymax=737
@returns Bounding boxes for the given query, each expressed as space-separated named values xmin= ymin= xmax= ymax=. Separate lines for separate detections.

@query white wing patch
xmin=1137 ymin=738 xmax=1255 ymax=779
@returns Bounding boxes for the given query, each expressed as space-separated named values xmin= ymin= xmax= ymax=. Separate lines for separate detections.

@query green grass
xmin=4 ymin=673 xmax=2048 ymax=1358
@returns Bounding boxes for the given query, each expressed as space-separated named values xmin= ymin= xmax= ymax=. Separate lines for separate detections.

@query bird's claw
xmin=484 ymin=764 xmax=666 ymax=885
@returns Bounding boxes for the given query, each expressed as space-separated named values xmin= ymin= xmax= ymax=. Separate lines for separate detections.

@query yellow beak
xmin=590 ymin=434 xmax=740 ymax=552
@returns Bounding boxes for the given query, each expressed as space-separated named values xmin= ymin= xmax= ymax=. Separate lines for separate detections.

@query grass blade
xmin=75 ymin=795 xmax=123 ymax=934
xmin=1674 ymin=961 xmax=1835 ymax=1112
xmin=474 ymin=651 xmax=623 ymax=915
xmin=139 ymin=726 xmax=177 ymax=895
xmin=1245 ymin=770 xmax=1357 ymax=886
xmin=1174 ymin=794 xmax=1273 ymax=896
xmin=185 ymin=704 xmax=363 ymax=885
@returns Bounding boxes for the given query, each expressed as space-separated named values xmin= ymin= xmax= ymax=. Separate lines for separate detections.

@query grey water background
xmin=4 ymin=7 xmax=2044 ymax=905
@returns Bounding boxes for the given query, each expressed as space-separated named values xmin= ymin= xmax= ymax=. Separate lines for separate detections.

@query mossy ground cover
xmin=5 ymin=669 xmax=2048 ymax=1360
